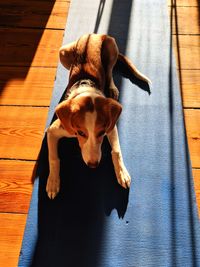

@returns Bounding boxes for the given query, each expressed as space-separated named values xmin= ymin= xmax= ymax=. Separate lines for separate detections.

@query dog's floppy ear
xmin=106 ymin=98 xmax=122 ymax=133
xmin=55 ymin=100 xmax=75 ymax=135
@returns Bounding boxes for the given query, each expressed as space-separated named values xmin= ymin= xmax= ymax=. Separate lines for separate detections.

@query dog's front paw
xmin=116 ymin=165 xmax=131 ymax=189
xmin=111 ymin=151 xmax=131 ymax=189
xmin=46 ymin=175 xmax=60 ymax=200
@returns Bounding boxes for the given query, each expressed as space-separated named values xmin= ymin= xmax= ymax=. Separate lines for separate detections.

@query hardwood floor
xmin=0 ymin=1 xmax=70 ymax=266
xmin=0 ymin=0 xmax=199 ymax=266
xmin=168 ymin=0 xmax=200 ymax=217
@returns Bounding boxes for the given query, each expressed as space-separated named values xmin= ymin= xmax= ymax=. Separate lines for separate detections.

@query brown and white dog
xmin=46 ymin=34 xmax=151 ymax=199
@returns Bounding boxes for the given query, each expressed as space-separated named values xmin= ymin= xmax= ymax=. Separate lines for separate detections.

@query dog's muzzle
xmin=87 ymin=161 xmax=99 ymax=168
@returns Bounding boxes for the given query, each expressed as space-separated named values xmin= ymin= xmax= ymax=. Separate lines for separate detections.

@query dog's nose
xmin=87 ymin=161 xmax=99 ymax=168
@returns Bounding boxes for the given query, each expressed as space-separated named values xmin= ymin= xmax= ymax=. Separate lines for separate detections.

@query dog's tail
xmin=117 ymin=53 xmax=151 ymax=85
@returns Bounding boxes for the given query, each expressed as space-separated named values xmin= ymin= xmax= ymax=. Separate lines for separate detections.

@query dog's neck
xmin=66 ymin=79 xmax=104 ymax=100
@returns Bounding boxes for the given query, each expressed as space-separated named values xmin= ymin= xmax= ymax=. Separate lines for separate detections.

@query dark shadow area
xmin=107 ymin=0 xmax=150 ymax=95
xmin=169 ymin=1 xmax=197 ymax=265
xmin=107 ymin=0 xmax=132 ymax=96
xmin=94 ymin=0 xmax=106 ymax=33
xmin=171 ymin=0 xmax=183 ymax=101
xmin=169 ymin=2 xmax=177 ymax=265
xmin=0 ymin=0 xmax=56 ymax=95
xmin=173 ymin=0 xmax=198 ymax=265
xmin=32 ymin=134 xmax=129 ymax=267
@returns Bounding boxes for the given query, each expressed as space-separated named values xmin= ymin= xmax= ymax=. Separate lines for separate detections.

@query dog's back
xmin=67 ymin=34 xmax=107 ymax=91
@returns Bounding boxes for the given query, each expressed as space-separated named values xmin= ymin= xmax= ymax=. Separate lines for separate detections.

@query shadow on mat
xmin=94 ymin=0 xmax=151 ymax=95
xmin=32 ymin=135 xmax=129 ymax=267
xmin=107 ymin=0 xmax=151 ymax=95
xmin=168 ymin=1 xmax=198 ymax=265
xmin=94 ymin=0 xmax=106 ymax=33
xmin=31 ymin=1 xmax=135 ymax=266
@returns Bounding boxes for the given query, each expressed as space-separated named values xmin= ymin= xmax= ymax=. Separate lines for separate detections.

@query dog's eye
xmin=77 ymin=130 xmax=86 ymax=137
xmin=97 ymin=131 xmax=105 ymax=138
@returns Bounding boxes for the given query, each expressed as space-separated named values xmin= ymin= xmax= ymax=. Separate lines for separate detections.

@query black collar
xmin=72 ymin=79 xmax=96 ymax=88
xmin=65 ymin=79 xmax=104 ymax=100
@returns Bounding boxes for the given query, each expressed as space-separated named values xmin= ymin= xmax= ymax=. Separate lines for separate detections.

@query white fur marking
xmin=81 ymin=98 xmax=102 ymax=165
xmin=85 ymin=111 xmax=97 ymax=135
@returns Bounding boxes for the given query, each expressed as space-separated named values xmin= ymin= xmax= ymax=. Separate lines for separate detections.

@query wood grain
xmin=0 ymin=0 xmax=69 ymax=29
xmin=181 ymin=70 xmax=200 ymax=108
xmin=168 ymin=0 xmax=199 ymax=6
xmin=193 ymin=169 xmax=200 ymax=217
xmin=0 ymin=160 xmax=34 ymax=213
xmin=0 ymin=28 xmax=63 ymax=67
xmin=184 ymin=109 xmax=200 ymax=168
xmin=170 ymin=7 xmax=200 ymax=35
xmin=0 ymin=213 xmax=27 ymax=267
xmin=0 ymin=67 xmax=57 ymax=106
xmin=0 ymin=106 xmax=48 ymax=160
xmin=173 ymin=35 xmax=200 ymax=70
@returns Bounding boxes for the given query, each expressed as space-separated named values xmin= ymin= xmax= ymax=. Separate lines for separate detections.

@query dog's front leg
xmin=46 ymin=119 xmax=69 ymax=199
xmin=107 ymin=126 xmax=131 ymax=189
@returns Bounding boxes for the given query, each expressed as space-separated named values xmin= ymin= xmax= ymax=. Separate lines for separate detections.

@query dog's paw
xmin=46 ymin=175 xmax=60 ymax=200
xmin=111 ymin=151 xmax=131 ymax=189
xmin=109 ymin=86 xmax=119 ymax=100
xmin=116 ymin=166 xmax=131 ymax=189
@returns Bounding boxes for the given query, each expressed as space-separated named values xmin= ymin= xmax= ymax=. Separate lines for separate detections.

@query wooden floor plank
xmin=0 ymin=67 xmax=56 ymax=106
xmin=173 ymin=35 xmax=200 ymax=70
xmin=168 ymin=0 xmax=199 ymax=6
xmin=0 ymin=160 xmax=34 ymax=213
xmin=0 ymin=213 xmax=27 ymax=267
xmin=170 ymin=7 xmax=200 ymax=35
xmin=0 ymin=28 xmax=63 ymax=67
xmin=181 ymin=70 xmax=200 ymax=108
xmin=193 ymin=169 xmax=200 ymax=217
xmin=184 ymin=109 xmax=200 ymax=168
xmin=0 ymin=106 xmax=48 ymax=160
xmin=0 ymin=1 xmax=69 ymax=29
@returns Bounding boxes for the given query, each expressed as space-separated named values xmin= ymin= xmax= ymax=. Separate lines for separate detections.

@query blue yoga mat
xmin=18 ymin=0 xmax=200 ymax=266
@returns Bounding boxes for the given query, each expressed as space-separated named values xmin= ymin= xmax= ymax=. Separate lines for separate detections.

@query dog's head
xmin=56 ymin=95 xmax=122 ymax=168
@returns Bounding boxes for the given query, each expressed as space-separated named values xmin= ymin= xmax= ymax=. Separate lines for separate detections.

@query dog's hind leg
xmin=59 ymin=41 xmax=77 ymax=70
xmin=101 ymin=36 xmax=119 ymax=100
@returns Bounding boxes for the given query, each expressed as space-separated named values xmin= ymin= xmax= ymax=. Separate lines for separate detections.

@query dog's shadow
xmin=32 ymin=135 xmax=129 ymax=266
xmin=37 ymin=134 xmax=129 ymax=219
xmin=61 ymin=137 xmax=129 ymax=217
